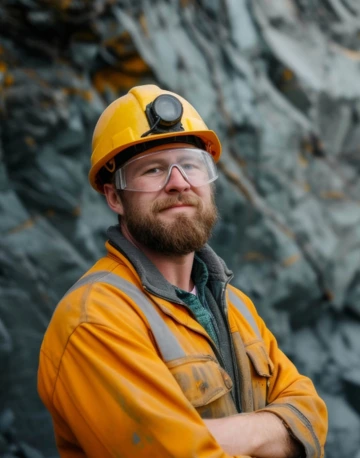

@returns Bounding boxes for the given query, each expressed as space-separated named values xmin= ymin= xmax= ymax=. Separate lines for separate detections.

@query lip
xmin=161 ymin=204 xmax=194 ymax=211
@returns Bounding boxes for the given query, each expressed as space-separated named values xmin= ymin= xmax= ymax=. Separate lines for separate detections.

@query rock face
xmin=1 ymin=1 xmax=360 ymax=456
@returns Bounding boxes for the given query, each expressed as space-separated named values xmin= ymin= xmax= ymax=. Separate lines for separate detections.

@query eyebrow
xmin=128 ymin=152 xmax=202 ymax=173
xmin=128 ymin=157 xmax=169 ymax=174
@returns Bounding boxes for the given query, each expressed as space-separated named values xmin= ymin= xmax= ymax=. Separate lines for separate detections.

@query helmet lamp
xmin=142 ymin=94 xmax=184 ymax=137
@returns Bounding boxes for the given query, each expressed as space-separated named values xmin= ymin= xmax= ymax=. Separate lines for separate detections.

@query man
xmin=38 ymin=85 xmax=327 ymax=458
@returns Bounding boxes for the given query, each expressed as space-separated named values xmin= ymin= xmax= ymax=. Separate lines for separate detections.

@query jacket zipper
xmin=220 ymin=280 xmax=243 ymax=413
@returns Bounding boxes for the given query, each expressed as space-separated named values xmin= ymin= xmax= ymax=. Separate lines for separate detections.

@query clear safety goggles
xmin=115 ymin=148 xmax=218 ymax=192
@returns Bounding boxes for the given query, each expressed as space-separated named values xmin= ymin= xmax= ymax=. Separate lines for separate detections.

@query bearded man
xmin=38 ymin=85 xmax=327 ymax=458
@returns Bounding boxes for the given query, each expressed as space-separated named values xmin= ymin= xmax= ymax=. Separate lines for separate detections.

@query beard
xmin=121 ymin=191 xmax=218 ymax=256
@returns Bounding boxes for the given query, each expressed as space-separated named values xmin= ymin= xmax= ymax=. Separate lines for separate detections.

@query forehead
xmin=126 ymin=143 xmax=201 ymax=163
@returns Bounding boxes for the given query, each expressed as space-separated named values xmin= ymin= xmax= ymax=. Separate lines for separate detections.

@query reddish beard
xmin=121 ymin=192 xmax=218 ymax=255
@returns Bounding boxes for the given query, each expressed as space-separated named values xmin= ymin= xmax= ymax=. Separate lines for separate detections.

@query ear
xmin=103 ymin=184 xmax=124 ymax=216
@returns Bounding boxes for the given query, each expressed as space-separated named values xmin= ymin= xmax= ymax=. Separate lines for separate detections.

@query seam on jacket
xmin=50 ymin=320 xmax=142 ymax=404
xmin=50 ymin=321 xmax=90 ymax=404
xmin=51 ymin=273 xmax=187 ymax=402
xmin=53 ymin=341 xmax=122 ymax=458
xmin=244 ymin=338 xmax=264 ymax=346
xmin=50 ymin=271 xmax=119 ymax=404
xmin=40 ymin=347 xmax=58 ymax=372
xmin=63 ymin=269 xmax=116 ymax=300
xmin=75 ymin=272 xmax=185 ymax=361
xmin=49 ymin=271 xmax=121 ymax=402
xmin=54 ymin=322 xmax=181 ymax=458
xmin=284 ymin=403 xmax=321 ymax=456
xmin=265 ymin=402 xmax=321 ymax=457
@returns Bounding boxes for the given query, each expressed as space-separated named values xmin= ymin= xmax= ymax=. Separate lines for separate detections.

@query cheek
xmin=196 ymin=187 xmax=213 ymax=203
xmin=122 ymin=195 xmax=152 ymax=215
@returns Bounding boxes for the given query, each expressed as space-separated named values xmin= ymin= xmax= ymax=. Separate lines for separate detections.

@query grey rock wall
xmin=1 ymin=1 xmax=360 ymax=456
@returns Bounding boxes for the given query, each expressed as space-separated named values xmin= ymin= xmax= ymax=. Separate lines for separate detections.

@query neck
xmin=120 ymin=223 xmax=195 ymax=291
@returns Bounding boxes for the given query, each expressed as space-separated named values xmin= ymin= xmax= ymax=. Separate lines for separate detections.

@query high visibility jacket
xmin=38 ymin=226 xmax=327 ymax=458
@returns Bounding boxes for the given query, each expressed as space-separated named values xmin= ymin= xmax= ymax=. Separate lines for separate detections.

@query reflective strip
xmin=227 ymin=289 xmax=261 ymax=339
xmin=63 ymin=271 xmax=185 ymax=362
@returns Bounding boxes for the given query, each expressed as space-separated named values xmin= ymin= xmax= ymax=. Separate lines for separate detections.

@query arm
xmin=229 ymin=287 xmax=328 ymax=458
xmin=204 ymin=412 xmax=304 ymax=458
xmin=39 ymin=298 xmax=251 ymax=458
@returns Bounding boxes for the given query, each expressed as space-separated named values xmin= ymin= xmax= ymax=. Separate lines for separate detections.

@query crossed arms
xmin=205 ymin=412 xmax=303 ymax=457
xmin=38 ymin=284 xmax=327 ymax=458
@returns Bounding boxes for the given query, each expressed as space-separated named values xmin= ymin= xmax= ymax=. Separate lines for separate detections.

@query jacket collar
xmin=106 ymin=225 xmax=233 ymax=300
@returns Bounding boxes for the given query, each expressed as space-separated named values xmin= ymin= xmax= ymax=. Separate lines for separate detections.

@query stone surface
xmin=1 ymin=1 xmax=360 ymax=456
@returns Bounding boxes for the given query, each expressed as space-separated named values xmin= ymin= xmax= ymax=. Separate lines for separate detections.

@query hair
xmin=111 ymin=172 xmax=123 ymax=225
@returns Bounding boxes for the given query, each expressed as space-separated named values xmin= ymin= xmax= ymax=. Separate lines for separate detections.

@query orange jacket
xmin=38 ymin=229 xmax=327 ymax=458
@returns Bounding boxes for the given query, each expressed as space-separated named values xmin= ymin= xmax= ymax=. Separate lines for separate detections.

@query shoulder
xmin=226 ymin=284 xmax=265 ymax=342
xmin=41 ymin=256 xmax=149 ymax=359
xmin=227 ymin=284 xmax=259 ymax=317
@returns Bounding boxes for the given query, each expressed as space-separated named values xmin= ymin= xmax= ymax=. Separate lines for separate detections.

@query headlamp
xmin=142 ymin=94 xmax=184 ymax=137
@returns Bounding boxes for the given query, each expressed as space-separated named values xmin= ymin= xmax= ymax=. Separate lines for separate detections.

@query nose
xmin=163 ymin=165 xmax=190 ymax=193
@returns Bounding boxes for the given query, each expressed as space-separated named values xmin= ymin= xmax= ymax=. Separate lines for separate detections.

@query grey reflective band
xmin=227 ymin=289 xmax=261 ymax=338
xmin=63 ymin=271 xmax=185 ymax=362
xmin=63 ymin=271 xmax=261 ymax=361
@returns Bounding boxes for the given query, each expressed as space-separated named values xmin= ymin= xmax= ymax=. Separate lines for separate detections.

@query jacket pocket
xmin=166 ymin=354 xmax=238 ymax=418
xmin=246 ymin=341 xmax=274 ymax=410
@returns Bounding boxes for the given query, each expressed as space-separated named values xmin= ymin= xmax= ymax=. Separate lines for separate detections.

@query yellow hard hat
xmin=89 ymin=84 xmax=222 ymax=193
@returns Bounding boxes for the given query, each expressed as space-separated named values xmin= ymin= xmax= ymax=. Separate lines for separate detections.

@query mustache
xmin=151 ymin=195 xmax=202 ymax=213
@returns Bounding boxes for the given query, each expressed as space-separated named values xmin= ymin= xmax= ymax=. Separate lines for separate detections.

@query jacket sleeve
xmin=38 ymin=290 xmax=251 ymax=458
xmin=236 ymin=289 xmax=328 ymax=458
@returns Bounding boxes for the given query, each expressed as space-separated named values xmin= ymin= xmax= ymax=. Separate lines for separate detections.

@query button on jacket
xmin=38 ymin=226 xmax=328 ymax=458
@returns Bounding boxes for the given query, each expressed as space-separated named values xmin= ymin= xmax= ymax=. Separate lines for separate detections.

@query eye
xmin=181 ymin=161 xmax=201 ymax=171
xmin=142 ymin=166 xmax=165 ymax=176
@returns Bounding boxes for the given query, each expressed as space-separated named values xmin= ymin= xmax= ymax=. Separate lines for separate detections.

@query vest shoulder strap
xmin=63 ymin=270 xmax=185 ymax=362
xmin=227 ymin=288 xmax=261 ymax=339
xmin=62 ymin=271 xmax=261 ymax=360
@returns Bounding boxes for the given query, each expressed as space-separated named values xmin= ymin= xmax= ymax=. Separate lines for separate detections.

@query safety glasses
xmin=115 ymin=148 xmax=218 ymax=192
